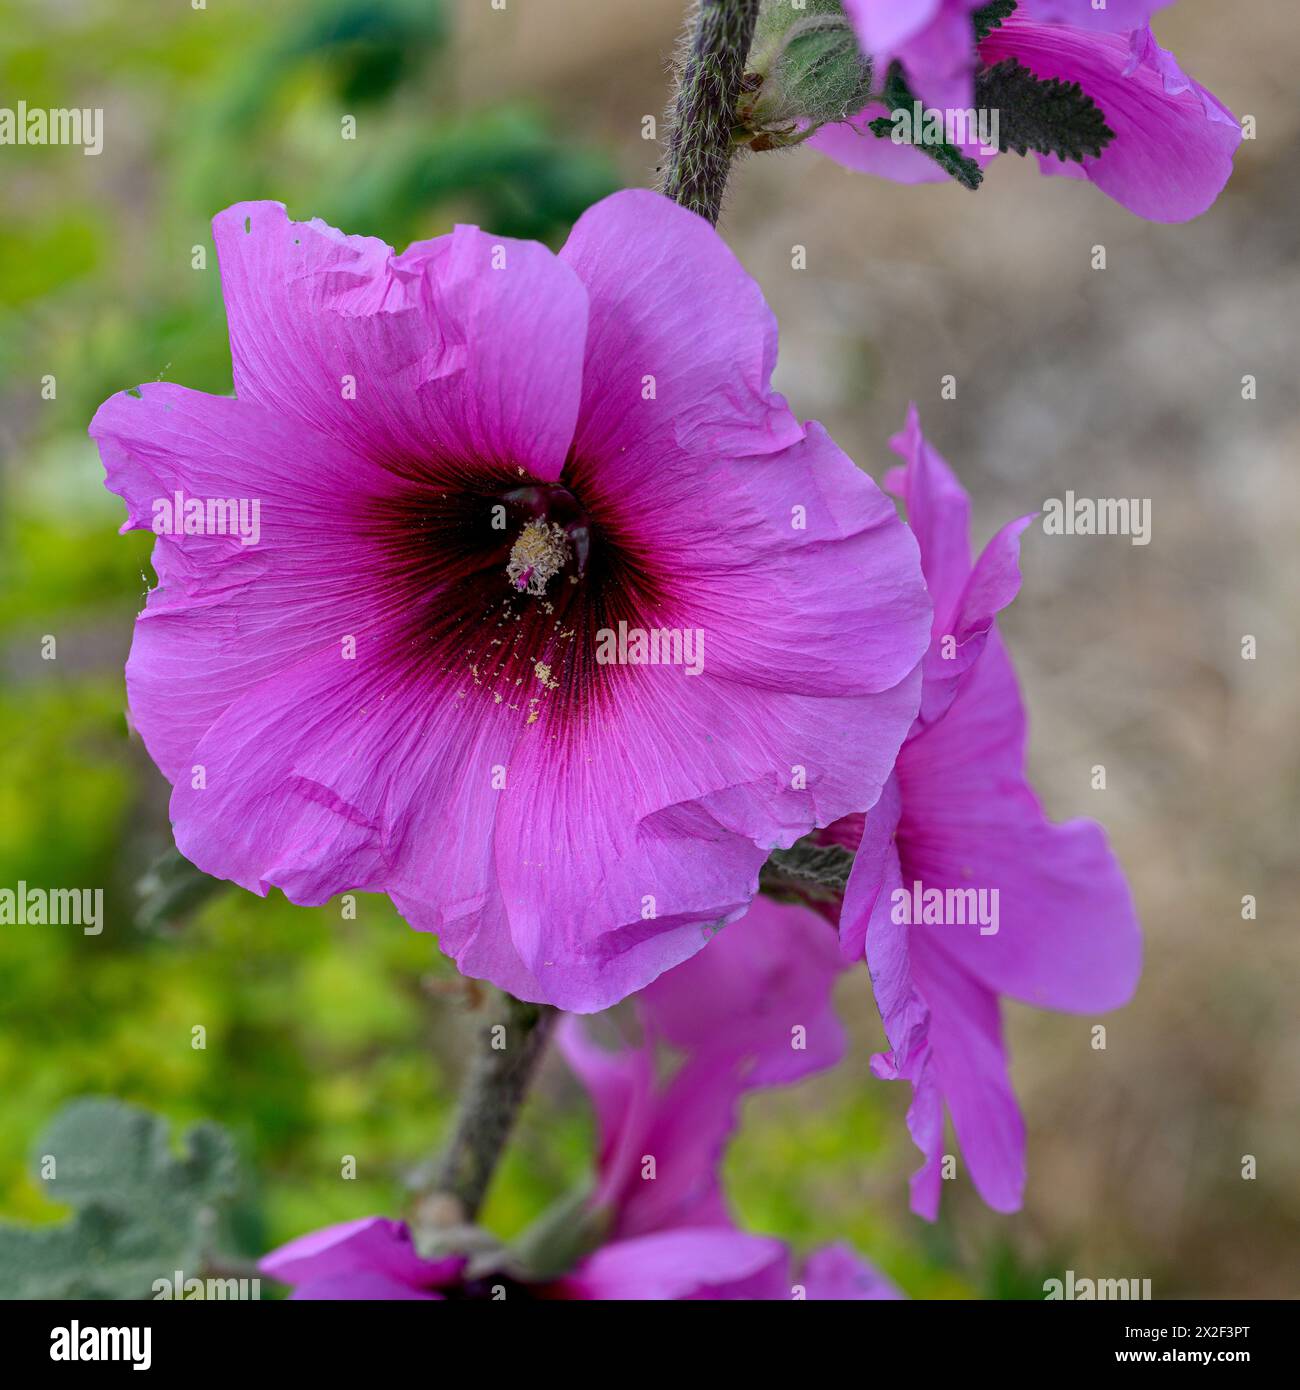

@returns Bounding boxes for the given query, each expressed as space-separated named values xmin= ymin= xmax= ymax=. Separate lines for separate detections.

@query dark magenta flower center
xmin=359 ymin=463 xmax=665 ymax=735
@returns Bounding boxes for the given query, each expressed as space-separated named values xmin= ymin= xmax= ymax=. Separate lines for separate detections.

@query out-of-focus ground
xmin=1 ymin=0 xmax=1295 ymax=1298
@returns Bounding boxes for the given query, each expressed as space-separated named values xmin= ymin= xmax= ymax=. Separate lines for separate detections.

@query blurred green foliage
xmin=0 ymin=0 xmax=1026 ymax=1299
xmin=0 ymin=1098 xmax=245 ymax=1299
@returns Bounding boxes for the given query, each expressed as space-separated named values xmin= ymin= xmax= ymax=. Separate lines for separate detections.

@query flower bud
xmin=739 ymin=0 xmax=872 ymax=148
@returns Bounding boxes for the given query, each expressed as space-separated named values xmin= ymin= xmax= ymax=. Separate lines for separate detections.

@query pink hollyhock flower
xmin=838 ymin=0 xmax=988 ymax=114
xmin=554 ymin=895 xmax=899 ymax=1299
xmin=558 ymin=895 xmax=847 ymax=1244
xmin=260 ymin=899 xmax=899 ymax=1300
xmin=1017 ymin=0 xmax=1174 ymax=28
xmin=829 ymin=406 xmax=1141 ymax=1219
xmin=90 ymin=190 xmax=930 ymax=1013
xmin=260 ymin=1217 xmax=465 ymax=1300
xmin=814 ymin=4 xmax=1240 ymax=221
xmin=260 ymin=1211 xmax=788 ymax=1301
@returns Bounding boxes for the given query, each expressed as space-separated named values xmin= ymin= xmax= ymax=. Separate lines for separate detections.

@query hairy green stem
xmin=425 ymin=993 xmax=557 ymax=1225
xmin=660 ymin=0 xmax=761 ymax=223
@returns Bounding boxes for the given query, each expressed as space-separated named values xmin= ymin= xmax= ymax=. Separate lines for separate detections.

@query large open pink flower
xmin=90 ymin=190 xmax=929 ymax=1012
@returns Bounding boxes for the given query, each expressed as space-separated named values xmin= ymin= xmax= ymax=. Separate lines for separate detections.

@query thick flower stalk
xmin=424 ymin=994 xmax=556 ymax=1224
xmin=660 ymin=0 xmax=762 ymax=222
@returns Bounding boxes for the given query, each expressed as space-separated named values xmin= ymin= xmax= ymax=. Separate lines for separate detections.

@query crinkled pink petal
xmin=556 ymin=1015 xmax=660 ymax=1215
xmin=561 ymin=899 xmax=849 ymax=1238
xmin=910 ymin=933 xmax=1027 ymax=1214
xmin=851 ymin=827 xmax=952 ymax=1218
xmin=259 ymin=1216 xmax=463 ymax=1292
xmin=559 ymin=1228 xmax=787 ymax=1301
xmin=560 ymin=1030 xmax=739 ymax=1238
xmin=894 ymin=632 xmax=1142 ymax=1011
xmin=882 ymin=407 xmax=1033 ymax=725
xmin=981 ymin=17 xmax=1241 ymax=222
xmin=842 ymin=0 xmax=987 ymax=111
xmin=856 ymin=828 xmax=1023 ymax=1219
xmin=799 ymin=1242 xmax=904 ymax=1300
xmin=213 ymin=201 xmax=587 ymax=479
xmin=641 ymin=895 xmax=847 ymax=1085
xmin=913 ymin=511 xmax=1034 ymax=727
xmin=838 ymin=772 xmax=902 ymax=964
xmin=1018 ymin=0 xmax=1175 ymax=31
xmin=608 ymin=1057 xmax=742 ymax=1239
xmin=843 ymin=406 xmax=1140 ymax=1218
xmin=882 ymin=404 xmax=972 ymax=624
xmin=90 ymin=386 xmax=394 ymax=784
xmin=560 ymin=189 xmax=803 ymax=463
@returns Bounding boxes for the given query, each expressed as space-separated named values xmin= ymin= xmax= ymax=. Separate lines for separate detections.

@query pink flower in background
xmin=1016 ymin=1 xmax=1175 ymax=30
xmin=554 ymin=896 xmax=898 ymax=1299
xmin=829 ymin=406 xmax=1142 ymax=1219
xmin=91 ymin=189 xmax=929 ymax=1014
xmin=260 ymin=898 xmax=899 ymax=1300
xmin=260 ymin=1217 xmax=465 ymax=1301
xmin=816 ymin=4 xmax=1240 ymax=221
xmin=838 ymin=1 xmax=1174 ymax=111
xmin=559 ymin=895 xmax=845 ymax=1231
xmin=839 ymin=0 xmax=988 ymax=114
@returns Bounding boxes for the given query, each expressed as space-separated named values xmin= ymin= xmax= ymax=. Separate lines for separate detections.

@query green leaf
xmin=504 ymin=1185 xmax=606 ymax=1283
xmin=869 ymin=62 xmax=985 ymax=191
xmin=972 ymin=1 xmax=1019 ymax=43
xmin=135 ymin=846 xmax=229 ymax=933
xmin=759 ymin=837 xmax=855 ymax=904
xmin=976 ymin=57 xmax=1116 ymax=162
xmin=0 ymin=1099 xmax=243 ymax=1300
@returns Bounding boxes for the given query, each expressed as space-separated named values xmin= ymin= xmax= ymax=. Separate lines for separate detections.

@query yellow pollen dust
xmin=507 ymin=519 xmax=570 ymax=597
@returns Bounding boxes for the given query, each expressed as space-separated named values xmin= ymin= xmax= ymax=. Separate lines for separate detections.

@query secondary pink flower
xmin=840 ymin=0 xmax=987 ymax=113
xmin=832 ymin=406 xmax=1141 ymax=1219
xmin=560 ymin=895 xmax=847 ymax=1243
xmin=1017 ymin=1 xmax=1174 ymax=29
xmin=90 ymin=190 xmax=929 ymax=1013
xmin=814 ymin=6 xmax=1240 ymax=221
xmin=555 ymin=895 xmax=899 ymax=1299
xmin=260 ymin=899 xmax=899 ymax=1300
xmin=260 ymin=1217 xmax=464 ymax=1300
